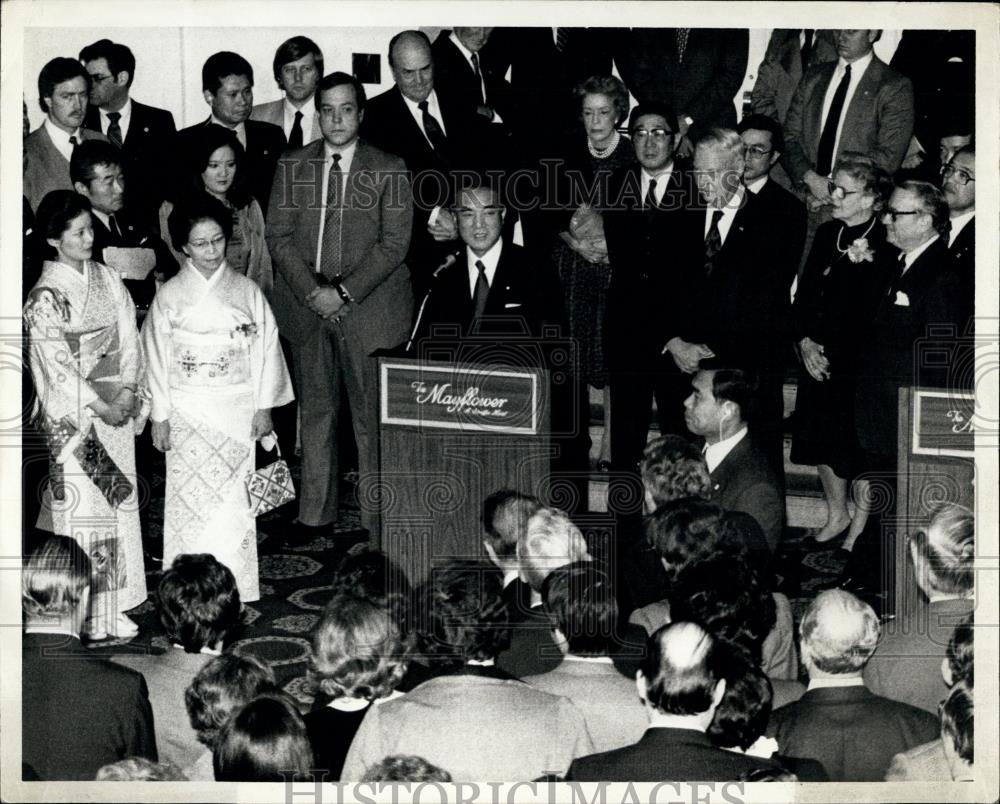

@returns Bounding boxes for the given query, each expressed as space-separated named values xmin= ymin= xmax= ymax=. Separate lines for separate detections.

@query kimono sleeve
xmin=141 ymin=292 xmax=174 ymax=422
xmin=252 ymin=287 xmax=294 ymax=411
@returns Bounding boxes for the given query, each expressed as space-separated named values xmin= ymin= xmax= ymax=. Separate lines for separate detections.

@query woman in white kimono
xmin=143 ymin=196 xmax=293 ymax=602
xmin=23 ymin=191 xmax=146 ymax=640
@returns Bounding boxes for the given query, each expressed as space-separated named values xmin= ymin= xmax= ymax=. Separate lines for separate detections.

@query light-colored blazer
xmin=884 ymin=738 xmax=951 ymax=781
xmin=251 ymin=98 xmax=322 ymax=144
xmin=784 ymin=55 xmax=914 ymax=183
xmin=265 ymin=138 xmax=413 ymax=349
xmin=23 ymin=125 xmax=108 ymax=212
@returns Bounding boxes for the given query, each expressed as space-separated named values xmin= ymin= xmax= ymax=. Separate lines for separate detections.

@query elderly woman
xmin=864 ymin=502 xmax=975 ymax=713
xmin=160 ymin=125 xmax=273 ymax=295
xmin=791 ymin=153 xmax=896 ymax=546
xmin=551 ymin=75 xmax=636 ymax=470
xmin=142 ymin=195 xmax=293 ymax=602
xmin=214 ymin=693 xmax=314 ymax=782
xmin=304 ymin=594 xmax=411 ymax=779
xmin=23 ymin=190 xmax=146 ymax=640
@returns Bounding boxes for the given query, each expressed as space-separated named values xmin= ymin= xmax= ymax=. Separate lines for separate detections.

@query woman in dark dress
xmin=550 ymin=75 xmax=636 ymax=470
xmin=791 ymin=153 xmax=896 ymax=546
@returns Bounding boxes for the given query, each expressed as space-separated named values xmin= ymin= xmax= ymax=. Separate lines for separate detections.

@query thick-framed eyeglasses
xmin=188 ymin=234 xmax=227 ymax=250
xmin=882 ymin=208 xmax=922 ymax=223
xmin=632 ymin=128 xmax=674 ymax=142
xmin=743 ymin=145 xmax=772 ymax=159
xmin=941 ymin=164 xmax=975 ymax=185
xmin=828 ymin=181 xmax=860 ymax=199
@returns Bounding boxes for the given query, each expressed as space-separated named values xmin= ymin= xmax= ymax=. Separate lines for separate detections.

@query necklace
xmin=588 ymin=129 xmax=620 ymax=159
xmin=835 ymin=216 xmax=876 ymax=254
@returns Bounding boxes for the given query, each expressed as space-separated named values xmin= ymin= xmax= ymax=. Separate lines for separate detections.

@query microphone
xmin=405 ymin=251 xmax=461 ymax=353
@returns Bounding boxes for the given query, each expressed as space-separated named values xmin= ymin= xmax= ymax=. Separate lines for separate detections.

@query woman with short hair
xmin=213 ymin=693 xmax=314 ymax=782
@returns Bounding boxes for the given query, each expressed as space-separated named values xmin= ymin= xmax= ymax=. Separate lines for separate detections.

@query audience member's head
xmin=330 ymin=544 xmax=412 ymax=629
xmin=707 ymin=645 xmax=773 ymax=752
xmin=79 ymin=39 xmax=134 ymax=110
xmin=668 ymin=552 xmax=776 ymax=664
xmin=940 ymin=680 xmax=974 ymax=780
xmin=272 ymin=36 xmax=323 ymax=101
xmin=388 ymin=31 xmax=434 ymax=103
xmin=542 ymin=561 xmax=618 ymax=657
xmin=157 ymin=553 xmax=241 ymax=653
xmin=944 ymin=615 xmax=974 ymax=688
xmin=909 ymin=502 xmax=975 ymax=601
xmin=309 ymin=593 xmax=409 ymax=702
xmin=453 ymin=27 xmax=494 ymax=54
xmin=694 ymin=127 xmax=745 ymax=208
xmin=830 ymin=151 xmax=894 ymax=216
xmin=684 ymin=367 xmax=757 ymax=443
xmin=639 ymin=622 xmax=728 ymax=729
xmin=800 ymin=590 xmax=880 ymax=678
xmin=70 ymin=140 xmax=125 ymax=216
xmin=95 ymin=757 xmax=187 ymax=781
xmin=185 ymin=653 xmax=277 ymax=748
xmin=574 ymin=74 xmax=630 ymax=129
xmin=213 ymin=693 xmax=313 ymax=782
xmin=942 ymin=144 xmax=975 ymax=216
xmin=645 ymin=498 xmax=728 ymax=578
xmin=628 ymin=103 xmax=679 ymax=174
xmin=22 ymin=535 xmax=92 ymax=633
xmin=201 ymin=51 xmax=254 ymax=126
xmin=737 ymin=113 xmax=784 ymax=184
xmin=517 ymin=507 xmax=591 ymax=593
xmin=417 ymin=562 xmax=510 ymax=665
xmin=884 ymin=180 xmax=950 ymax=252
xmin=482 ymin=489 xmax=542 ymax=571
xmin=37 ymin=57 xmax=90 ymax=129
xmin=640 ymin=435 xmax=712 ymax=512
xmin=360 ymin=754 xmax=453 ymax=782
xmin=939 ymin=125 xmax=972 ymax=169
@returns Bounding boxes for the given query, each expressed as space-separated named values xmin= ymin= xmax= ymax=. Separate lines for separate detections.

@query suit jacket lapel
xmin=840 ymin=57 xmax=884 ymax=156
xmin=392 ymin=87 xmax=435 ymax=160
xmin=806 ymin=63 xmax=837 ymax=157
xmin=299 ymin=139 xmax=328 ymax=257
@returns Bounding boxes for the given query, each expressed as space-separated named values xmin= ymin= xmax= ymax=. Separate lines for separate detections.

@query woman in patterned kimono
xmin=23 ymin=191 xmax=146 ymax=640
xmin=142 ymin=195 xmax=293 ymax=602
xmin=159 ymin=125 xmax=273 ymax=296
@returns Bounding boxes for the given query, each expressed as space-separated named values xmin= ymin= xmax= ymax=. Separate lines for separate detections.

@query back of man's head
xmin=542 ymin=561 xmax=618 ymax=657
xmin=640 ymin=435 xmax=711 ymax=509
xmin=800 ymin=589 xmax=880 ymax=677
xmin=641 ymin=621 xmax=725 ymax=716
xmin=517 ymin=507 xmax=591 ymax=592
xmin=483 ymin=489 xmax=542 ymax=563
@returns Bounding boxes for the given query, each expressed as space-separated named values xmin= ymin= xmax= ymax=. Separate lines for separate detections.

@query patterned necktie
xmin=288 ymin=111 xmax=304 ymax=150
xmin=816 ymin=64 xmax=851 ymax=176
xmin=471 ymin=53 xmax=485 ymax=105
xmin=472 ymin=259 xmax=490 ymax=319
xmin=319 ymin=154 xmax=343 ymax=278
xmin=106 ymin=111 xmax=123 ymax=149
xmin=644 ymin=178 xmax=658 ymax=210
xmin=704 ymin=209 xmax=725 ymax=275
xmin=109 ymin=213 xmax=124 ymax=241
xmin=676 ymin=28 xmax=691 ymax=64
xmin=418 ymin=100 xmax=449 ymax=161
xmin=801 ymin=29 xmax=815 ymax=70
xmin=555 ymin=27 xmax=569 ymax=52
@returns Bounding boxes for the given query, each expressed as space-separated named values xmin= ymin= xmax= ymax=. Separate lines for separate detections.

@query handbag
xmin=245 ymin=433 xmax=296 ymax=516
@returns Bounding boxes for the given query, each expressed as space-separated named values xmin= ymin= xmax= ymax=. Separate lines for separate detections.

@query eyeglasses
xmin=743 ymin=145 xmax=772 ymax=159
xmin=882 ymin=207 xmax=922 ymax=222
xmin=828 ymin=181 xmax=860 ymax=199
xmin=632 ymin=128 xmax=675 ymax=142
xmin=88 ymin=73 xmax=114 ymax=84
xmin=188 ymin=234 xmax=227 ymax=250
xmin=941 ymin=164 xmax=975 ymax=185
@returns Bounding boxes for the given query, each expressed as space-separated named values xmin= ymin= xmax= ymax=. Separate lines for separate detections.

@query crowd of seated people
xmin=20 ymin=24 xmax=979 ymax=788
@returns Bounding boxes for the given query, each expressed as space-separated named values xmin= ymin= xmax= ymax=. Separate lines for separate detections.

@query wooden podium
xmin=893 ymin=386 xmax=976 ymax=619
xmin=367 ymin=356 xmax=551 ymax=585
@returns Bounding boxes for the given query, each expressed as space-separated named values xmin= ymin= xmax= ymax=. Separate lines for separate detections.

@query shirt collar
xmin=401 ymin=88 xmax=441 ymax=116
xmin=641 ymin=163 xmax=674 ymax=186
xmin=325 ymin=139 xmax=358 ymax=167
xmin=902 ymin=233 xmax=940 ymax=271
xmin=502 ymin=568 xmax=520 ymax=589
xmin=467 ymin=658 xmax=496 ymax=667
xmin=210 ymin=116 xmax=245 ymax=137
xmin=564 ymin=654 xmax=614 ymax=665
xmin=448 ymin=31 xmax=477 ymax=66
xmin=100 ymin=98 xmax=132 ymax=125
xmin=704 ymin=425 xmax=748 ymax=473
xmin=950 ymin=210 xmax=974 ymax=242
xmin=838 ymin=49 xmax=874 ymax=76
xmin=91 ymin=208 xmax=112 ymax=229
xmin=746 ymin=175 xmax=768 ymax=195
xmin=467 ymin=237 xmax=503 ymax=277
xmin=807 ymin=676 xmax=866 ymax=691
xmin=43 ymin=116 xmax=80 ymax=144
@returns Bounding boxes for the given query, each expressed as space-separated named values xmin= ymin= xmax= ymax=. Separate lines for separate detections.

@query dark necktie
xmin=816 ymin=64 xmax=851 ymax=177
xmin=106 ymin=111 xmax=123 ymax=149
xmin=109 ymin=213 xmax=124 ymax=241
xmin=801 ymin=29 xmax=815 ymax=70
xmin=676 ymin=28 xmax=691 ymax=64
xmin=471 ymin=53 xmax=485 ymax=105
xmin=319 ymin=154 xmax=343 ymax=278
xmin=472 ymin=259 xmax=490 ymax=319
xmin=555 ymin=27 xmax=569 ymax=53
xmin=288 ymin=110 xmax=304 ymax=150
xmin=418 ymin=100 xmax=449 ymax=160
xmin=888 ymin=253 xmax=907 ymax=298
xmin=644 ymin=178 xmax=658 ymax=210
xmin=69 ymin=135 xmax=78 ymax=155
xmin=704 ymin=209 xmax=725 ymax=275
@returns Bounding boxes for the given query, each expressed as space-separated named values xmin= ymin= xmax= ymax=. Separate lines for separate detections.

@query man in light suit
xmin=24 ymin=57 xmax=108 ymax=213
xmin=767 ymin=590 xmax=939 ymax=781
xmin=266 ymin=71 xmax=413 ymax=541
xmin=750 ymin=29 xmax=838 ymax=124
xmin=784 ymin=29 xmax=914 ymax=211
xmin=79 ymin=39 xmax=177 ymax=227
xmin=251 ymin=36 xmax=324 ymax=148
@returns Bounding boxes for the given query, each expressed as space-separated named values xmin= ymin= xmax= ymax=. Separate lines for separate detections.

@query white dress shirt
xmin=807 ymin=676 xmax=866 ymax=691
xmin=99 ymin=98 xmax=133 ymax=142
xmin=400 ymin=89 xmax=448 ymax=148
xmin=703 ymin=185 xmax=746 ymax=246
xmin=746 ymin=175 xmax=769 ymax=195
xmin=819 ymin=50 xmax=875 ymax=175
xmin=314 ymin=139 xmax=359 ymax=272
xmin=949 ymin=211 xmax=974 ymax=247
xmin=466 ymin=239 xmax=503 ymax=297
xmin=704 ymin=425 xmax=748 ymax=473
xmin=640 ymin=164 xmax=674 ymax=207
xmin=43 ymin=117 xmax=82 ymax=162
xmin=283 ymin=97 xmax=317 ymax=142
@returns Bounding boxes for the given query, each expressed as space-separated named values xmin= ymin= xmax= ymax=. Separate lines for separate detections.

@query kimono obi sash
xmin=170 ymin=328 xmax=251 ymax=389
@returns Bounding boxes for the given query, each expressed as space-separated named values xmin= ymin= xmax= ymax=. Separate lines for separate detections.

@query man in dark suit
xmin=750 ymin=29 xmax=838 ymax=124
xmin=941 ymin=145 xmax=975 ymax=331
xmin=177 ymin=51 xmax=286 ymax=215
xmin=614 ymin=28 xmax=749 ymax=156
xmin=768 ymin=589 xmax=939 ymax=781
xmin=482 ymin=489 xmax=541 ymax=617
xmin=784 ymin=30 xmax=914 ymax=211
xmin=567 ymin=621 xmax=780 ymax=781
xmin=431 ymin=28 xmax=510 ymax=124
xmin=266 ymin=72 xmax=413 ymax=540
xmin=79 ymin=39 xmax=177 ymax=227
xmin=24 ymin=58 xmax=108 ymax=213
xmin=22 ymin=536 xmax=157 ymax=780
xmin=684 ymin=368 xmax=784 ymax=553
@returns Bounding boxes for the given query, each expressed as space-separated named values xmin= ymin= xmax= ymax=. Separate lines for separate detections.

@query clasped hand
xmin=799 ymin=337 xmax=831 ymax=382
xmin=306 ymin=286 xmax=347 ymax=320
xmin=93 ymin=389 xmax=138 ymax=427
xmin=664 ymin=338 xmax=715 ymax=374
